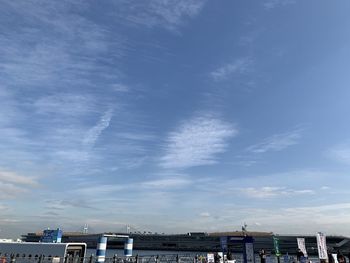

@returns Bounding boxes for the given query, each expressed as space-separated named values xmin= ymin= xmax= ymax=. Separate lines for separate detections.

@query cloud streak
xmin=120 ymin=0 xmax=206 ymax=31
xmin=263 ymin=0 xmax=296 ymax=10
xmin=34 ymin=94 xmax=95 ymax=116
xmin=211 ymin=57 xmax=253 ymax=81
xmin=0 ymin=169 xmax=39 ymax=200
xmin=161 ymin=114 xmax=237 ymax=169
xmin=141 ymin=177 xmax=192 ymax=189
xmin=83 ymin=109 xmax=114 ymax=147
xmin=239 ymin=186 xmax=315 ymax=199
xmin=247 ymin=128 xmax=303 ymax=153
xmin=328 ymin=144 xmax=350 ymax=165
xmin=0 ymin=170 xmax=38 ymax=186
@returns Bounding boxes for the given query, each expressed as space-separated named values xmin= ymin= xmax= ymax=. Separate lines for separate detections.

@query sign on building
xmin=41 ymin=228 xmax=63 ymax=243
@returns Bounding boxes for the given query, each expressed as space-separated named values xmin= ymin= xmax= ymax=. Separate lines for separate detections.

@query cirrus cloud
xmin=239 ymin=186 xmax=315 ymax=199
xmin=328 ymin=144 xmax=350 ymax=165
xmin=247 ymin=128 xmax=303 ymax=153
xmin=160 ymin=114 xmax=237 ymax=169
xmin=211 ymin=57 xmax=253 ymax=82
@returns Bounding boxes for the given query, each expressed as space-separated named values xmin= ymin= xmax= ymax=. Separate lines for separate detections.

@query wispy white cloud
xmin=74 ymin=185 xmax=127 ymax=197
xmin=75 ymin=176 xmax=191 ymax=197
xmin=240 ymin=186 xmax=283 ymax=198
xmin=141 ymin=177 xmax=192 ymax=189
xmin=0 ymin=169 xmax=39 ymax=200
xmin=263 ymin=0 xmax=296 ymax=10
xmin=247 ymin=128 xmax=303 ymax=153
xmin=83 ymin=109 xmax=114 ymax=147
xmin=199 ymin=212 xmax=211 ymax=217
xmin=115 ymin=132 xmax=156 ymax=141
xmin=0 ymin=218 xmax=19 ymax=224
xmin=160 ymin=114 xmax=237 ymax=169
xmin=54 ymin=150 xmax=91 ymax=162
xmin=0 ymin=182 xmax=28 ymax=199
xmin=34 ymin=94 xmax=95 ymax=116
xmin=120 ymin=0 xmax=206 ymax=31
xmin=149 ymin=0 xmax=205 ymax=30
xmin=45 ymin=199 xmax=95 ymax=210
xmin=328 ymin=144 xmax=350 ymax=165
xmin=112 ymin=83 xmax=130 ymax=92
xmin=0 ymin=170 xmax=38 ymax=186
xmin=211 ymin=57 xmax=253 ymax=81
xmin=240 ymin=186 xmax=314 ymax=199
xmin=0 ymin=204 xmax=9 ymax=211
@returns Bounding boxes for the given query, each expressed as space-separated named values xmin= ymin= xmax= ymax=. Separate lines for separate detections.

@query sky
xmin=1 ymin=0 xmax=350 ymax=238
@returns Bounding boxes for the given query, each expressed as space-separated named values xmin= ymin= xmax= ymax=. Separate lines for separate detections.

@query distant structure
xmin=242 ymin=223 xmax=248 ymax=236
xmin=0 ymin=239 xmax=19 ymax=242
xmin=83 ymin=224 xmax=89 ymax=234
xmin=40 ymin=228 xmax=62 ymax=243
xmin=21 ymin=230 xmax=350 ymax=254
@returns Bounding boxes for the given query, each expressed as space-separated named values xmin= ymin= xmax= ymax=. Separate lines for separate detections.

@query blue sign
xmin=243 ymin=236 xmax=255 ymax=263
xmin=224 ymin=236 xmax=254 ymax=263
xmin=41 ymin=228 xmax=63 ymax=243
xmin=220 ymin=236 xmax=228 ymax=251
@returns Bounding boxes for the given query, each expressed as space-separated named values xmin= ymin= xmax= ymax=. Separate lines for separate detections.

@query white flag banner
xmin=207 ymin=253 xmax=214 ymax=263
xmin=218 ymin=252 xmax=224 ymax=263
xmin=316 ymin=232 xmax=328 ymax=260
xmin=332 ymin=254 xmax=339 ymax=263
xmin=297 ymin=238 xmax=308 ymax=257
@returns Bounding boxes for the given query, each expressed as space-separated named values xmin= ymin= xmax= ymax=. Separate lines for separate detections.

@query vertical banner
xmin=273 ymin=236 xmax=281 ymax=257
xmin=218 ymin=252 xmax=224 ymax=263
xmin=243 ymin=236 xmax=255 ymax=263
xmin=297 ymin=238 xmax=308 ymax=257
xmin=124 ymin=238 xmax=133 ymax=257
xmin=316 ymin=232 xmax=328 ymax=260
xmin=332 ymin=254 xmax=339 ymax=263
xmin=207 ymin=253 xmax=214 ymax=263
xmin=220 ymin=236 xmax=228 ymax=252
xmin=96 ymin=236 xmax=108 ymax=263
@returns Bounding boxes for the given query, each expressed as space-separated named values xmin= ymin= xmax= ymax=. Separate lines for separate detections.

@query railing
xmin=0 ymin=254 xmax=319 ymax=263
xmin=0 ymin=254 xmax=207 ymax=263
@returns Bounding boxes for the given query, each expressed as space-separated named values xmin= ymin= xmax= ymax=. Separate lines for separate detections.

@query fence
xmin=0 ymin=254 xmax=203 ymax=263
xmin=0 ymin=254 xmax=319 ymax=263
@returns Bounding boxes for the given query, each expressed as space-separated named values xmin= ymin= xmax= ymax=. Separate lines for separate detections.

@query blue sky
xmin=1 ymin=0 xmax=350 ymax=238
